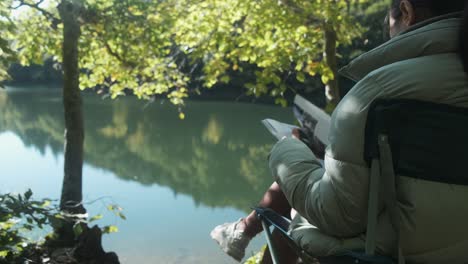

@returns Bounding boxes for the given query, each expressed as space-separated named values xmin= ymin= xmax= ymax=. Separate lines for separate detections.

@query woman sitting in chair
xmin=211 ymin=0 xmax=468 ymax=263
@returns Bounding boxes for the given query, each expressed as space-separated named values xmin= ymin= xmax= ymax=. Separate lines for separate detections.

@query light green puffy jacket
xmin=269 ymin=15 xmax=468 ymax=263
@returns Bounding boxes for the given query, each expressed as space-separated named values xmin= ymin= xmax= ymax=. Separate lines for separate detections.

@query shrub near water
xmin=0 ymin=189 xmax=122 ymax=263
xmin=0 ymin=189 xmax=54 ymax=261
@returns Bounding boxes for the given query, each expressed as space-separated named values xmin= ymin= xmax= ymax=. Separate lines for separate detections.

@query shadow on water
xmin=0 ymin=88 xmax=294 ymax=212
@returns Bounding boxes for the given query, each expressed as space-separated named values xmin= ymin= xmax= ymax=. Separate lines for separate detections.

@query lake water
xmin=0 ymin=86 xmax=294 ymax=263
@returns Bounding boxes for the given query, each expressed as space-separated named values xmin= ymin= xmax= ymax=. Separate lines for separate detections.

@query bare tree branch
xmin=103 ymin=42 xmax=124 ymax=64
xmin=13 ymin=0 xmax=61 ymax=25
xmin=12 ymin=0 xmax=44 ymax=9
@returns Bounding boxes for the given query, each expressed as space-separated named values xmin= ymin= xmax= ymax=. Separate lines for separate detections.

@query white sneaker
xmin=210 ymin=218 xmax=252 ymax=262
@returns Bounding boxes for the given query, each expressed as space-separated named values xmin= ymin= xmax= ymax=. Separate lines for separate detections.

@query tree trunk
xmin=323 ymin=23 xmax=340 ymax=112
xmin=57 ymin=0 xmax=85 ymax=243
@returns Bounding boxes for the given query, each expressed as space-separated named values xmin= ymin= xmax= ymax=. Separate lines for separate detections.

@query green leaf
xmin=102 ymin=225 xmax=119 ymax=234
xmin=296 ymin=72 xmax=305 ymax=83
xmin=275 ymin=98 xmax=288 ymax=107
xmin=41 ymin=200 xmax=51 ymax=208
xmin=73 ymin=224 xmax=83 ymax=237
xmin=24 ymin=189 xmax=32 ymax=200
xmin=220 ymin=75 xmax=230 ymax=83
xmin=245 ymin=83 xmax=256 ymax=90
xmin=321 ymin=75 xmax=330 ymax=84
xmin=117 ymin=212 xmax=127 ymax=220
xmin=54 ymin=213 xmax=65 ymax=220
xmin=89 ymin=214 xmax=103 ymax=222
xmin=0 ymin=250 xmax=8 ymax=258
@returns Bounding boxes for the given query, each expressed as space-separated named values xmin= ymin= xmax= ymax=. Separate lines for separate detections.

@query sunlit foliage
xmin=0 ymin=187 xmax=123 ymax=262
xmin=11 ymin=0 xmax=190 ymax=107
xmin=0 ymin=190 xmax=52 ymax=261
xmin=243 ymin=245 xmax=266 ymax=264
xmin=9 ymin=0 xmax=368 ymax=108
xmin=175 ymin=0 xmax=365 ymax=100
xmin=0 ymin=0 xmax=16 ymax=83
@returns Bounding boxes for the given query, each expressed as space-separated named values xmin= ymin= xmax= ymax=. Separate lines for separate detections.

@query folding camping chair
xmin=256 ymin=99 xmax=468 ymax=264
xmin=254 ymin=207 xmax=394 ymax=264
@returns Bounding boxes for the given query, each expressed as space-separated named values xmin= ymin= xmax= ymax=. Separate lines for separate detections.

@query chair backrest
xmin=363 ymin=99 xmax=468 ymax=263
xmin=364 ymin=99 xmax=468 ymax=185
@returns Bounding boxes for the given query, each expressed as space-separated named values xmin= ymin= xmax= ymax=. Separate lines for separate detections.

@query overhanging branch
xmin=13 ymin=0 xmax=61 ymax=26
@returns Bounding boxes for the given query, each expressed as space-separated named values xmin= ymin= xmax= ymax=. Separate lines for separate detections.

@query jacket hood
xmin=339 ymin=13 xmax=463 ymax=82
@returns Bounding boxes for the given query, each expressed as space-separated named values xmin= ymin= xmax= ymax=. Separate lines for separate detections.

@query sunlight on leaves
xmin=102 ymin=225 xmax=118 ymax=234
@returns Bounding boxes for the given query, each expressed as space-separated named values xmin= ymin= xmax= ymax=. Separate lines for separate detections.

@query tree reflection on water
xmin=0 ymin=90 xmax=294 ymax=212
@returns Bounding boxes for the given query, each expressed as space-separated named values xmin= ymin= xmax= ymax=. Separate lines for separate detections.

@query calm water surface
xmin=0 ymin=87 xmax=294 ymax=263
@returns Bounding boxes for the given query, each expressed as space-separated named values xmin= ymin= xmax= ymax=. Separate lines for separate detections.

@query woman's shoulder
xmin=368 ymin=53 xmax=465 ymax=94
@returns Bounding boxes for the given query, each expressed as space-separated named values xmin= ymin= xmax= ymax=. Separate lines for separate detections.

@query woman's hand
xmin=292 ymin=128 xmax=325 ymax=160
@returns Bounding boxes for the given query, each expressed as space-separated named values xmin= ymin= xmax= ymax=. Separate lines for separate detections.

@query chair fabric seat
xmin=254 ymin=207 xmax=396 ymax=264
